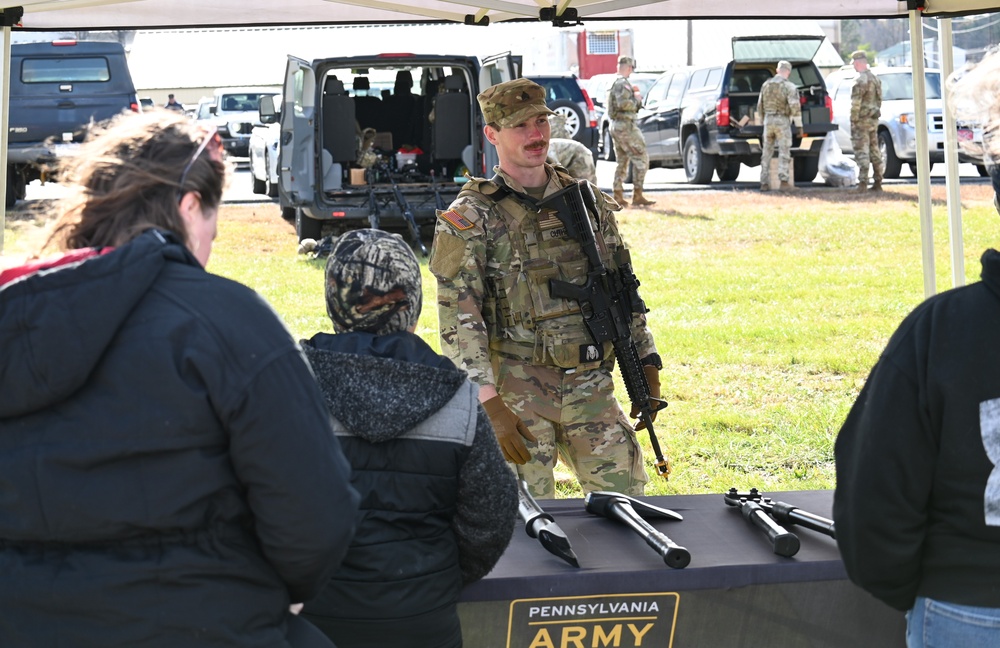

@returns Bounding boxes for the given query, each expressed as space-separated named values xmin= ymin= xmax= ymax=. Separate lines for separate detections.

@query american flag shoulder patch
xmin=440 ymin=209 xmax=474 ymax=231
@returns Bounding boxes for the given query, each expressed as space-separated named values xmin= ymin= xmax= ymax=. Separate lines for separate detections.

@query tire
xmin=907 ymin=161 xmax=934 ymax=177
xmin=250 ymin=169 xmax=267 ymax=194
xmin=5 ymin=165 xmax=19 ymax=209
xmin=549 ymin=99 xmax=585 ymax=139
xmin=295 ymin=208 xmax=322 ymax=241
xmin=281 ymin=205 xmax=297 ymax=221
xmin=683 ymin=133 xmax=715 ymax=184
xmin=793 ymin=156 xmax=819 ymax=183
xmin=977 ymin=164 xmax=990 ymax=177
xmin=717 ymin=160 xmax=740 ymax=182
xmin=878 ymin=130 xmax=902 ymax=179
xmin=601 ymin=125 xmax=616 ymax=162
xmin=264 ymin=153 xmax=278 ymax=198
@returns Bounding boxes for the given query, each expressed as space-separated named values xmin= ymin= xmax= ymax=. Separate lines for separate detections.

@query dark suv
xmin=526 ymin=75 xmax=599 ymax=159
xmin=636 ymin=35 xmax=837 ymax=184
xmin=6 ymin=40 xmax=139 ymax=207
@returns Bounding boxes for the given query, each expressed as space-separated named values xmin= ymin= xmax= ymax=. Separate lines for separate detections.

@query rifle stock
xmin=539 ymin=182 xmax=670 ymax=478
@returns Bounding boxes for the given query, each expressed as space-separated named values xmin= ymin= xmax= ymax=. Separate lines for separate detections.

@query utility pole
xmin=686 ymin=20 xmax=693 ymax=65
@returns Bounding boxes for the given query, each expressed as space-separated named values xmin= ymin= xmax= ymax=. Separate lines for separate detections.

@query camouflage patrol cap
xmin=477 ymin=78 xmax=555 ymax=128
xmin=324 ymin=229 xmax=422 ymax=335
xmin=851 ymin=50 xmax=868 ymax=61
xmin=618 ymin=56 xmax=636 ymax=67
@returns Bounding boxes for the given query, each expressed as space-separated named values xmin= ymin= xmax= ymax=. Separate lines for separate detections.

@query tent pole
xmin=938 ymin=17 xmax=965 ymax=288
xmin=0 ymin=18 xmax=10 ymax=253
xmin=910 ymin=9 xmax=936 ymax=298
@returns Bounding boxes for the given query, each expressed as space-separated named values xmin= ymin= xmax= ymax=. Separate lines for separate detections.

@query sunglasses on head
xmin=177 ymin=126 xmax=223 ymax=202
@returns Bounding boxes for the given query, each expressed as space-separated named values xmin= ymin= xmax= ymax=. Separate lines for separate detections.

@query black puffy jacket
xmin=0 ymin=230 xmax=359 ymax=647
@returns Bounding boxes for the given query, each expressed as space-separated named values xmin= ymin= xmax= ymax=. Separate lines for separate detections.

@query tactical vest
xmin=760 ymin=78 xmax=790 ymax=117
xmin=459 ymin=170 xmax=616 ymax=371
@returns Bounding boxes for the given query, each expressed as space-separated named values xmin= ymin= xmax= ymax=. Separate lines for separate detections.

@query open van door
xmin=478 ymin=53 xmax=515 ymax=173
xmin=280 ymin=56 xmax=316 ymax=209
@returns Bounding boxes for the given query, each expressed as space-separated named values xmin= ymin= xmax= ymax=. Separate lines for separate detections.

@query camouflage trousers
xmin=495 ymin=355 xmax=648 ymax=499
xmin=547 ymin=138 xmax=598 ymax=184
xmin=611 ymin=118 xmax=649 ymax=192
xmin=851 ymin=119 xmax=883 ymax=185
xmin=760 ymin=114 xmax=792 ymax=185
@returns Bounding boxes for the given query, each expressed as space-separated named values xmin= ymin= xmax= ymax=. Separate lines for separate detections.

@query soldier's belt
xmin=490 ymin=338 xmax=611 ymax=372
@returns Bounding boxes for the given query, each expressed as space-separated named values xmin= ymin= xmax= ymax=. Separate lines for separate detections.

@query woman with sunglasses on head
xmin=0 ymin=110 xmax=359 ymax=647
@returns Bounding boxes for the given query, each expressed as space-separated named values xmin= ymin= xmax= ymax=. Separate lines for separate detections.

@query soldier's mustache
xmin=525 ymin=140 xmax=548 ymax=152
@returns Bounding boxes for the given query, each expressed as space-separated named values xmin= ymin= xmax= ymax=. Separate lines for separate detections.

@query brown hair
xmin=43 ymin=109 xmax=227 ymax=252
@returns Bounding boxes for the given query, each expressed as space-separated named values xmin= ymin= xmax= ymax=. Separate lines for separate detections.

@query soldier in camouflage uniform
xmin=428 ymin=78 xmax=664 ymax=498
xmin=608 ymin=56 xmax=655 ymax=208
xmin=756 ymin=60 xmax=803 ymax=191
xmin=546 ymin=113 xmax=597 ymax=184
xmin=850 ymin=50 xmax=883 ymax=192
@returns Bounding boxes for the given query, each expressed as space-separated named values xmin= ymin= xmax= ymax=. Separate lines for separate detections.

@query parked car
xmin=277 ymin=52 xmax=516 ymax=242
xmin=633 ymin=35 xmax=837 ymax=185
xmin=5 ymin=40 xmax=140 ymax=207
xmin=585 ymin=72 xmax=659 ymax=161
xmin=526 ymin=74 xmax=599 ymax=159
xmin=249 ymin=93 xmax=281 ymax=198
xmin=194 ymin=86 xmax=280 ymax=159
xmin=827 ymin=65 xmax=987 ymax=178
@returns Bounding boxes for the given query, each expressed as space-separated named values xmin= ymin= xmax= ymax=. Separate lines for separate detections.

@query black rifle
xmin=430 ymin=169 xmax=447 ymax=211
xmin=387 ymin=172 xmax=428 ymax=257
xmin=725 ymin=488 xmax=836 ymax=539
xmin=517 ymin=480 xmax=579 ymax=567
xmin=539 ymin=181 xmax=670 ymax=478
xmin=586 ymin=491 xmax=689 ymax=568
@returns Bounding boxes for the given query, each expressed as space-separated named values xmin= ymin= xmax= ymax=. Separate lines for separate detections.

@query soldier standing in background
xmin=608 ymin=56 xmax=655 ymax=207
xmin=428 ymin=78 xmax=663 ymax=499
xmin=850 ymin=50 xmax=883 ymax=192
xmin=756 ymin=60 xmax=803 ymax=191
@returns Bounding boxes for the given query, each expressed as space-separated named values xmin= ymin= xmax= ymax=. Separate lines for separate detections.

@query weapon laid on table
xmin=725 ymin=488 xmax=836 ymax=539
xmin=365 ymin=167 xmax=382 ymax=230
xmin=517 ymin=480 xmax=579 ymax=567
xmin=585 ymin=491 xmax=689 ymax=569
xmin=723 ymin=488 xmax=800 ymax=557
xmin=539 ymin=181 xmax=671 ymax=479
xmin=430 ymin=169 xmax=447 ymax=212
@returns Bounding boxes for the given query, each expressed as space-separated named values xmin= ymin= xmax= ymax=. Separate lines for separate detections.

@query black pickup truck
xmin=636 ymin=36 xmax=838 ymax=184
xmin=6 ymin=40 xmax=139 ymax=207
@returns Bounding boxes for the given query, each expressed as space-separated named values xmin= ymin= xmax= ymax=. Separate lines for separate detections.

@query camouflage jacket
xmin=607 ymin=75 xmax=640 ymax=121
xmin=756 ymin=74 xmax=802 ymax=121
xmin=428 ymin=164 xmax=658 ymax=389
xmin=851 ymin=69 xmax=882 ymax=123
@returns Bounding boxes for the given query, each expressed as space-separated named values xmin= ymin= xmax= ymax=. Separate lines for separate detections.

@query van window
xmin=664 ymin=73 xmax=688 ymax=109
xmin=644 ymin=75 xmax=671 ymax=106
xmin=21 ymin=57 xmax=111 ymax=83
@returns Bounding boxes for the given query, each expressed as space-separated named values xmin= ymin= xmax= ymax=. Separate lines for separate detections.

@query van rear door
xmin=280 ymin=56 xmax=316 ymax=208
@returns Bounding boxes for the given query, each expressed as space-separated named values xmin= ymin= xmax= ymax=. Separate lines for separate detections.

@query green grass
xmin=6 ymin=186 xmax=994 ymax=498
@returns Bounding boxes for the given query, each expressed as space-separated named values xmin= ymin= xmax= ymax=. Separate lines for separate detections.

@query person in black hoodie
xmin=299 ymin=228 xmax=517 ymax=648
xmin=0 ymin=110 xmax=360 ymax=648
xmin=834 ymin=49 xmax=1000 ymax=648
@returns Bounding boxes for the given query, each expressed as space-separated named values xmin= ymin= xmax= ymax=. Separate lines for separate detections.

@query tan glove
xmin=483 ymin=395 xmax=537 ymax=465
xmin=630 ymin=364 xmax=662 ymax=432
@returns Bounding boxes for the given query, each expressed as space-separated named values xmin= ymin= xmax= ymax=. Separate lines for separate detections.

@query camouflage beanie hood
xmin=325 ymin=229 xmax=422 ymax=335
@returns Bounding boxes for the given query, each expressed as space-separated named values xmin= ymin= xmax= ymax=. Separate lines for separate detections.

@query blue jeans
xmin=907 ymin=597 xmax=1000 ymax=647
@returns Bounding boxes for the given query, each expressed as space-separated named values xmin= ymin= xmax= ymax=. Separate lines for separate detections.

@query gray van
xmin=6 ymin=40 xmax=139 ymax=207
xmin=275 ymin=52 xmax=515 ymax=247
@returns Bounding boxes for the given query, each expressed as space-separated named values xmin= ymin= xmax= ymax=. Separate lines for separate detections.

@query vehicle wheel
xmin=601 ymin=126 xmax=616 ymax=162
xmin=251 ymin=166 xmax=266 ymax=194
xmin=5 ymin=165 xmax=20 ymax=209
xmin=683 ymin=133 xmax=715 ymax=184
xmin=907 ymin=161 xmax=934 ymax=177
xmin=549 ymin=99 xmax=584 ymax=139
xmin=264 ymin=153 xmax=278 ymax=198
xmin=295 ymin=208 xmax=322 ymax=241
xmin=717 ymin=160 xmax=740 ymax=182
xmin=281 ymin=205 xmax=297 ymax=221
xmin=878 ymin=131 xmax=902 ymax=179
xmin=793 ymin=156 xmax=819 ymax=183
xmin=977 ymin=164 xmax=990 ymax=177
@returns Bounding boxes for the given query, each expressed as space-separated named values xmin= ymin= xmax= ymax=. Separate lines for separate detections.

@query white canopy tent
xmin=0 ymin=0 xmax=994 ymax=295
